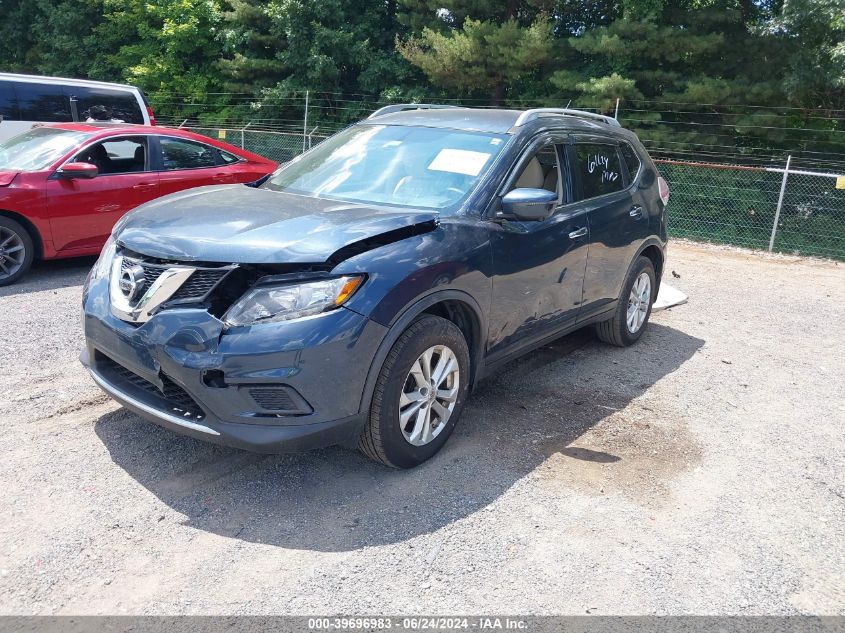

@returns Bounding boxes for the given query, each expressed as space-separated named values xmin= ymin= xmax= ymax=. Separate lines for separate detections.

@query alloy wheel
xmin=399 ymin=345 xmax=460 ymax=446
xmin=626 ymin=272 xmax=651 ymax=333
xmin=0 ymin=227 xmax=26 ymax=281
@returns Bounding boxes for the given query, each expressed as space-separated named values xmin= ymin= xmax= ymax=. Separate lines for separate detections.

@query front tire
xmin=595 ymin=255 xmax=656 ymax=347
xmin=358 ymin=315 xmax=471 ymax=468
xmin=0 ymin=217 xmax=34 ymax=287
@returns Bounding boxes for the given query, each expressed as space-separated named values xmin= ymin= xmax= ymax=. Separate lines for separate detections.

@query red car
xmin=0 ymin=123 xmax=277 ymax=285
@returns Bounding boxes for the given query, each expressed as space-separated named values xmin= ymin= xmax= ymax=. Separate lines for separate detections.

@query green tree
xmin=776 ymin=0 xmax=845 ymax=109
xmin=216 ymin=0 xmax=414 ymax=97
xmin=396 ymin=1 xmax=554 ymax=104
xmin=0 ymin=0 xmax=107 ymax=77
xmin=217 ymin=0 xmax=286 ymax=92
xmin=89 ymin=0 xmax=228 ymax=119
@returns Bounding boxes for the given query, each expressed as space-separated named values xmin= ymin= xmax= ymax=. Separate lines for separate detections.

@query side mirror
xmin=57 ymin=162 xmax=98 ymax=179
xmin=501 ymin=188 xmax=557 ymax=221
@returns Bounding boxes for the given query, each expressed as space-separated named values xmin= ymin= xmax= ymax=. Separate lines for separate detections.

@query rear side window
xmin=15 ymin=82 xmax=72 ymax=122
xmin=69 ymin=86 xmax=144 ymax=124
xmin=574 ymin=143 xmax=624 ymax=200
xmin=0 ymin=81 xmax=19 ymax=121
xmin=620 ymin=142 xmax=641 ymax=181
xmin=218 ymin=149 xmax=241 ymax=165
xmin=160 ymin=137 xmax=216 ymax=170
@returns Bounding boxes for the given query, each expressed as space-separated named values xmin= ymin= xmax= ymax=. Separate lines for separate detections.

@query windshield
xmin=0 ymin=127 xmax=92 ymax=171
xmin=262 ymin=124 xmax=509 ymax=212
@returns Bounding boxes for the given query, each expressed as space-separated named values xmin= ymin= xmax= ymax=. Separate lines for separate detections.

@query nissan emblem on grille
xmin=110 ymin=255 xmax=197 ymax=324
xmin=108 ymin=254 xmax=235 ymax=325
xmin=118 ymin=264 xmax=146 ymax=302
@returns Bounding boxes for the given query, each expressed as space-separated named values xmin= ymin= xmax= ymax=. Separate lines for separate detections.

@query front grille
xmin=121 ymin=258 xmax=161 ymax=287
xmin=170 ymin=269 xmax=228 ymax=300
xmin=97 ymin=353 xmax=205 ymax=421
xmin=119 ymin=256 xmax=231 ymax=304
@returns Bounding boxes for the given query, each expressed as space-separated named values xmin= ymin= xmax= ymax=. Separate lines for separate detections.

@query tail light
xmin=657 ymin=175 xmax=670 ymax=205
xmin=146 ymin=105 xmax=156 ymax=126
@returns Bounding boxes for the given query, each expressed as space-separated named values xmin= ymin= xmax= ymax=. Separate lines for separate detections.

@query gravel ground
xmin=0 ymin=241 xmax=842 ymax=616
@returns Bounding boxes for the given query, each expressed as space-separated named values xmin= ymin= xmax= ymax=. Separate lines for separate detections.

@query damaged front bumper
xmin=81 ymin=276 xmax=388 ymax=453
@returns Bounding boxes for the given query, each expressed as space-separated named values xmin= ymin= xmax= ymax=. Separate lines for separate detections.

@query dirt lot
xmin=0 ymin=241 xmax=842 ymax=615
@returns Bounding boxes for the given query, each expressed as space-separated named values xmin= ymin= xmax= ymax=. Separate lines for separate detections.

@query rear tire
xmin=358 ymin=315 xmax=471 ymax=468
xmin=0 ymin=217 xmax=34 ymax=287
xmin=595 ymin=256 xmax=656 ymax=347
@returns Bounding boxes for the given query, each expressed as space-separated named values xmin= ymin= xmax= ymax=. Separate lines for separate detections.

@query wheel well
xmin=640 ymin=244 xmax=663 ymax=285
xmin=0 ymin=210 xmax=43 ymax=259
xmin=422 ymin=299 xmax=482 ymax=387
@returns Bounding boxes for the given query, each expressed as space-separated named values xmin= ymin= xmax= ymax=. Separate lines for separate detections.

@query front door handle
xmin=132 ymin=182 xmax=156 ymax=191
xmin=629 ymin=205 xmax=644 ymax=219
xmin=568 ymin=227 xmax=588 ymax=240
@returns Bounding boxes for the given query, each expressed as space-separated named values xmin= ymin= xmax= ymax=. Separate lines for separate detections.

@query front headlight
xmin=88 ymin=235 xmax=117 ymax=283
xmin=223 ymin=275 xmax=364 ymax=327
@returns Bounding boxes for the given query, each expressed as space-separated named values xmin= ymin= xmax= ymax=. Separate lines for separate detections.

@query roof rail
xmin=513 ymin=108 xmax=621 ymax=128
xmin=367 ymin=103 xmax=461 ymax=119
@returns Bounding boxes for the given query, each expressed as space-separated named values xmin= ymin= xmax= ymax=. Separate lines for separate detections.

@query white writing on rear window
xmin=587 ymin=153 xmax=619 ymax=183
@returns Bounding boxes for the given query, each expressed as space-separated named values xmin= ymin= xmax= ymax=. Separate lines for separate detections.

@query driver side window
xmin=510 ymin=144 xmax=562 ymax=204
xmin=73 ymin=137 xmax=148 ymax=176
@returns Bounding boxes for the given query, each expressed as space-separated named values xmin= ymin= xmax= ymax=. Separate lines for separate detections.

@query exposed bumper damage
xmin=81 ymin=272 xmax=388 ymax=453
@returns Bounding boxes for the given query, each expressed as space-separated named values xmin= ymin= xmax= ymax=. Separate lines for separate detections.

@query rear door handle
xmin=568 ymin=227 xmax=588 ymax=240
xmin=629 ymin=205 xmax=644 ymax=219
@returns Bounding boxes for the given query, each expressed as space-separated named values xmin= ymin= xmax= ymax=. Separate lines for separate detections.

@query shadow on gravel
xmin=0 ymin=256 xmax=95 ymax=297
xmin=95 ymin=323 xmax=704 ymax=552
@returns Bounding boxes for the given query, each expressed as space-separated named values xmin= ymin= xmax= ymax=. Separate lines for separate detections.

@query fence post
xmin=302 ymin=90 xmax=309 ymax=153
xmin=240 ymin=121 xmax=251 ymax=150
xmin=768 ymin=154 xmax=792 ymax=251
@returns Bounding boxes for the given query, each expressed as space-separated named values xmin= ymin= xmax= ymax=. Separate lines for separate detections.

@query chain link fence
xmin=657 ymin=159 xmax=845 ymax=259
xmin=184 ymin=126 xmax=328 ymax=164
xmin=179 ymin=124 xmax=845 ymax=261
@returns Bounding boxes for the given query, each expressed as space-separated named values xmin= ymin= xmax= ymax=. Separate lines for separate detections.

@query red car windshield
xmin=0 ymin=127 xmax=93 ymax=172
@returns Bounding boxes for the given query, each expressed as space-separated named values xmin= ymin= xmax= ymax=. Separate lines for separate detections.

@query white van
xmin=0 ymin=73 xmax=154 ymax=143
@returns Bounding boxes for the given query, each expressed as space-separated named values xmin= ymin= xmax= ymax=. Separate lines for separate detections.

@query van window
xmin=0 ymin=81 xmax=19 ymax=121
xmin=15 ymin=82 xmax=72 ymax=122
xmin=0 ymin=79 xmax=146 ymax=126
xmin=68 ymin=86 xmax=144 ymax=124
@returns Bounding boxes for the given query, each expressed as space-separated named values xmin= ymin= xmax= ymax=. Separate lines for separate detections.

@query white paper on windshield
xmin=428 ymin=149 xmax=491 ymax=176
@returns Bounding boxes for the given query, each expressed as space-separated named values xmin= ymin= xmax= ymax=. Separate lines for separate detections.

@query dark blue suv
xmin=81 ymin=105 xmax=669 ymax=468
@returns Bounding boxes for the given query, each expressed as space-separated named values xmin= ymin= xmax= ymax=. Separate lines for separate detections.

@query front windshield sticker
xmin=428 ymin=149 xmax=492 ymax=177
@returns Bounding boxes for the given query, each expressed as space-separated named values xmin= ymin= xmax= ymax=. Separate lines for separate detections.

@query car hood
xmin=0 ymin=171 xmax=19 ymax=187
xmin=115 ymin=185 xmax=440 ymax=264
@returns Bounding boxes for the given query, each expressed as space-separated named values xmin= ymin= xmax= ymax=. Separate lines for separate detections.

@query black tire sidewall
xmin=0 ymin=217 xmax=34 ymax=287
xmin=617 ymin=256 xmax=656 ymax=346
xmin=372 ymin=316 xmax=471 ymax=468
